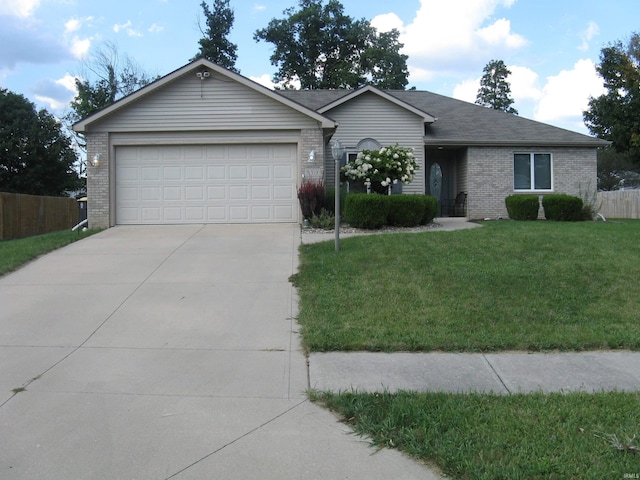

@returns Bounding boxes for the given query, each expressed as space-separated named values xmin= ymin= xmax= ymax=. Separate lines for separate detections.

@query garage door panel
xmin=273 ymin=165 xmax=294 ymax=179
xmin=273 ymin=185 xmax=295 ymax=200
xmin=142 ymin=207 xmax=161 ymax=222
xmin=141 ymin=187 xmax=160 ymax=201
xmin=116 ymin=144 xmax=298 ymax=224
xmin=163 ymin=186 xmax=181 ymax=201
xmin=162 ymin=166 xmax=182 ymax=181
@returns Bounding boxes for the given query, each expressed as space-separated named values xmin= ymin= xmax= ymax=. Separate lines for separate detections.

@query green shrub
xmin=505 ymin=195 xmax=540 ymax=220
xmin=344 ymin=193 xmax=389 ymax=229
xmin=420 ymin=195 xmax=438 ymax=225
xmin=542 ymin=194 xmax=584 ymax=221
xmin=387 ymin=195 xmax=425 ymax=227
xmin=310 ymin=208 xmax=335 ymax=230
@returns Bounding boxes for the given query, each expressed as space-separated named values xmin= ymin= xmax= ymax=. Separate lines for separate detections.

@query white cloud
xmin=578 ymin=21 xmax=599 ymax=51
xmin=249 ymin=73 xmax=300 ymax=90
xmin=398 ymin=0 xmax=527 ymax=77
xmin=249 ymin=74 xmax=276 ymax=89
xmin=148 ymin=23 xmax=164 ymax=33
xmin=509 ymin=65 xmax=542 ymax=101
xmin=371 ymin=13 xmax=404 ymax=33
xmin=33 ymin=73 xmax=78 ymax=111
xmin=65 ymin=18 xmax=81 ymax=33
xmin=452 ymin=78 xmax=479 ymax=103
xmin=70 ymin=36 xmax=91 ymax=59
xmin=534 ymin=58 xmax=605 ymax=123
xmin=113 ymin=20 xmax=142 ymax=37
xmin=0 ymin=0 xmax=40 ymax=18
xmin=253 ymin=4 xmax=267 ymax=12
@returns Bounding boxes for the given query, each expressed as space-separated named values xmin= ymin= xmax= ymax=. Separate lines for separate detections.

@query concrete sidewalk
xmin=309 ymin=351 xmax=640 ymax=394
xmin=0 ymin=225 xmax=441 ymax=480
xmin=301 ymin=217 xmax=482 ymax=245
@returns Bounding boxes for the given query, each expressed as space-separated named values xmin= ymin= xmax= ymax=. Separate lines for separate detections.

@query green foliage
xmin=584 ymin=33 xmax=640 ymax=164
xmin=505 ymin=194 xmax=539 ymax=220
xmin=65 ymin=42 xmax=155 ymax=149
xmin=597 ymin=146 xmax=640 ymax=190
xmin=542 ymin=194 xmax=584 ymax=221
xmin=386 ymin=195 xmax=425 ymax=227
xmin=297 ymin=181 xmax=325 ymax=219
xmin=309 ymin=208 xmax=335 ymax=229
xmin=419 ymin=195 xmax=438 ymax=225
xmin=0 ymin=229 xmax=98 ymax=277
xmin=343 ymin=193 xmax=389 ymax=229
xmin=191 ymin=0 xmax=239 ymax=72
xmin=253 ymin=0 xmax=408 ymax=89
xmin=341 ymin=145 xmax=418 ymax=190
xmin=476 ymin=59 xmax=518 ymax=114
xmin=0 ymin=89 xmax=81 ymax=196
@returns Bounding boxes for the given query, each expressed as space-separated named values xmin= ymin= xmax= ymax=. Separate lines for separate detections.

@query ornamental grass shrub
xmin=542 ymin=194 xmax=584 ymax=221
xmin=344 ymin=193 xmax=389 ymax=229
xmin=505 ymin=194 xmax=540 ymax=220
xmin=387 ymin=195 xmax=425 ymax=227
xmin=297 ymin=181 xmax=325 ymax=219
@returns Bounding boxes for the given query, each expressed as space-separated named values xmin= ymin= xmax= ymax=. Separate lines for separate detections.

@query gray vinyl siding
xmin=323 ymin=92 xmax=426 ymax=193
xmin=88 ymin=71 xmax=320 ymax=132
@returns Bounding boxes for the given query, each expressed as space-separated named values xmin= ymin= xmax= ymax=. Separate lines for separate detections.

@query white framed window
xmin=514 ymin=153 xmax=553 ymax=191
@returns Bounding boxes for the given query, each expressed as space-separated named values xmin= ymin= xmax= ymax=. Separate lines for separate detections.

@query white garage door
xmin=116 ymin=144 xmax=298 ymax=224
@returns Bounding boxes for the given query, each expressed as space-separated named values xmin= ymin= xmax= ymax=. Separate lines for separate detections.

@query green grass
xmin=293 ymin=220 xmax=640 ymax=352
xmin=0 ymin=229 xmax=98 ymax=277
xmin=312 ymin=390 xmax=640 ymax=480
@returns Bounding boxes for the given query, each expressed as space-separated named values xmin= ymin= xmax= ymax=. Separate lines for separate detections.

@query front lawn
xmin=293 ymin=220 xmax=640 ymax=352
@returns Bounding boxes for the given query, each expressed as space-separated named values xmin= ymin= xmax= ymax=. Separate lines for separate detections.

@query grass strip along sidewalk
xmin=294 ymin=220 xmax=640 ymax=479
xmin=0 ymin=229 xmax=97 ymax=277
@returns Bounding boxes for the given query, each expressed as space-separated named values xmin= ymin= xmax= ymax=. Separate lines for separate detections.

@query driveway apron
xmin=0 ymin=225 xmax=438 ymax=479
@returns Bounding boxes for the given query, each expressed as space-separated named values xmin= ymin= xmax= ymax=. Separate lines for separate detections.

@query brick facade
xmin=467 ymin=146 xmax=598 ymax=219
xmin=86 ymin=132 xmax=110 ymax=229
xmin=301 ymin=127 xmax=325 ymax=183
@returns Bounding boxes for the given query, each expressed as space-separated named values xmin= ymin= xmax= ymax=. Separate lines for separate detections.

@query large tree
xmin=584 ymin=33 xmax=640 ymax=164
xmin=191 ymin=0 xmax=238 ymax=72
xmin=254 ymin=0 xmax=409 ymax=90
xmin=1 ymin=89 xmax=81 ymax=196
xmin=65 ymin=42 xmax=155 ymax=148
xmin=476 ymin=59 xmax=518 ymax=114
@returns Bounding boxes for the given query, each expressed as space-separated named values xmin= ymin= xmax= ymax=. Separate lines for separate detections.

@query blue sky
xmin=1 ymin=0 xmax=638 ymax=134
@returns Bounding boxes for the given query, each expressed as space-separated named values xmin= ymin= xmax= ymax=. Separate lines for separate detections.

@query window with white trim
xmin=514 ymin=153 xmax=552 ymax=191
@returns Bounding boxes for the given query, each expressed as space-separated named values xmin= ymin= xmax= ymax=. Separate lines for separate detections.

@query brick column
xmin=86 ymin=132 xmax=110 ymax=229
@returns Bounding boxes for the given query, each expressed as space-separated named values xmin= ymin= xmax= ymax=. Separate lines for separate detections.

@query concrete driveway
xmin=0 ymin=225 xmax=440 ymax=479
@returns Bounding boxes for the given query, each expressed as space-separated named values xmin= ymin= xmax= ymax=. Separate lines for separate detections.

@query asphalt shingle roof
xmin=277 ymin=89 xmax=608 ymax=147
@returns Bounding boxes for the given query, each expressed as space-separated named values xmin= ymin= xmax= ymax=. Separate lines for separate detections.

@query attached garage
xmin=115 ymin=144 xmax=297 ymax=224
xmin=74 ymin=58 xmax=337 ymax=229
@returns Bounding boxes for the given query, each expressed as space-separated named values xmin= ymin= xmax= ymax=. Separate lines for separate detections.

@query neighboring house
xmin=74 ymin=58 xmax=608 ymax=228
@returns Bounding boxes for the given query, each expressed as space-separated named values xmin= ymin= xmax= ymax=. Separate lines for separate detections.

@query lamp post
xmin=331 ymin=139 xmax=345 ymax=252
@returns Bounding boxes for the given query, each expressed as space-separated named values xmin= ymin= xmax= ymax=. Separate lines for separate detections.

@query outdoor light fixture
xmin=92 ymin=154 xmax=100 ymax=167
xmin=331 ymin=139 xmax=345 ymax=252
xmin=308 ymin=150 xmax=316 ymax=162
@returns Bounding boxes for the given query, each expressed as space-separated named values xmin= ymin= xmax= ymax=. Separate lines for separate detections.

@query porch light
xmin=308 ymin=150 xmax=316 ymax=162
xmin=331 ymin=139 xmax=345 ymax=252
xmin=92 ymin=154 xmax=100 ymax=167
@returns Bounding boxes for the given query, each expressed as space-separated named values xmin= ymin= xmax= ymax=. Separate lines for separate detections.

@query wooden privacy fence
xmin=596 ymin=190 xmax=640 ymax=219
xmin=0 ymin=192 xmax=79 ymax=240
